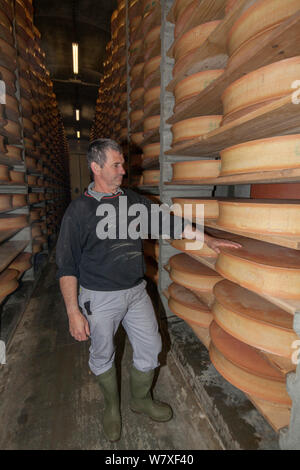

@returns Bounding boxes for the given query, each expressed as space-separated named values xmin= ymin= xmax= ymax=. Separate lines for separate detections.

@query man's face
xmin=94 ymin=149 xmax=126 ymax=188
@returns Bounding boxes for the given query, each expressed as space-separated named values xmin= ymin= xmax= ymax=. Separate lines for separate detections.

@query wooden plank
xmin=167 ymin=11 xmax=300 ymax=123
xmin=167 ymin=0 xmax=227 ymax=58
xmin=166 ymin=168 xmax=300 ymax=186
xmin=166 ymin=94 xmax=300 ymax=157
xmin=0 ymin=240 xmax=29 ymax=273
xmin=166 ymin=0 xmax=253 ymax=93
xmin=246 ymin=394 xmax=291 ymax=433
xmin=205 ymin=219 xmax=300 ymax=251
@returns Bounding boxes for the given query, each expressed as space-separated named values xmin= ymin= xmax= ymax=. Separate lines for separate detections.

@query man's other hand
xmin=68 ymin=310 xmax=90 ymax=342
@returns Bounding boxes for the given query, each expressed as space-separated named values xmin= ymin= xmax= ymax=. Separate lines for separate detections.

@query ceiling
xmin=33 ymin=0 xmax=117 ymax=146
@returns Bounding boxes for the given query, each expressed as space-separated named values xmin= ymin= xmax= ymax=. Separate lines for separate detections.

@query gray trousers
xmin=78 ymin=280 xmax=162 ymax=376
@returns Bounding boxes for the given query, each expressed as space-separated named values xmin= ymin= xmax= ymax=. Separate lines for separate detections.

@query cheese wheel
xmin=209 ymin=321 xmax=291 ymax=405
xmin=130 ymin=87 xmax=144 ymax=103
xmin=174 ymin=0 xmax=198 ymax=39
xmin=227 ymin=0 xmax=300 ymax=57
xmin=5 ymin=119 xmax=21 ymax=138
xmin=30 ymin=208 xmax=41 ymax=221
xmin=0 ymin=268 xmax=19 ymax=298
xmin=220 ymin=135 xmax=300 ymax=176
xmin=9 ymin=252 xmax=32 ymax=274
xmin=6 ymin=145 xmax=22 ymax=160
xmin=142 ymin=169 xmax=160 ymax=185
xmin=171 ymin=116 xmax=222 ymax=144
xmin=145 ymin=25 xmax=161 ymax=50
xmin=215 ymin=238 xmax=300 ymax=299
xmin=5 ymin=94 xmax=19 ymax=115
xmin=12 ymin=194 xmax=26 ymax=207
xmin=222 ymin=57 xmax=300 ymax=125
xmin=173 ymin=0 xmax=194 ymax=22
xmin=131 ymin=132 xmax=143 ymax=146
xmin=171 ymin=238 xmax=218 ymax=259
xmin=0 ymin=214 xmax=27 ymax=230
xmin=143 ymin=142 xmax=160 ymax=158
xmin=130 ymin=109 xmax=143 ymax=123
xmin=168 ymin=282 xmax=213 ymax=327
xmin=0 ymin=194 xmax=12 ymax=211
xmin=0 ymin=164 xmax=9 ymax=181
xmin=174 ymin=70 xmax=224 ymax=106
xmin=172 ymin=159 xmax=221 ymax=181
xmin=172 ymin=197 xmax=219 ymax=221
xmin=217 ymin=199 xmax=300 ymax=235
xmin=144 ymin=55 xmax=161 ymax=80
xmin=174 ymin=21 xmax=221 ymax=61
xmin=213 ymin=280 xmax=298 ymax=358
xmin=130 ymin=61 xmax=144 ymax=80
xmin=143 ymin=114 xmax=160 ymax=133
xmin=144 ymin=86 xmax=160 ymax=106
xmin=129 ymin=38 xmax=142 ymax=57
xmin=169 ymin=253 xmax=222 ymax=293
xmin=9 ymin=170 xmax=25 ymax=183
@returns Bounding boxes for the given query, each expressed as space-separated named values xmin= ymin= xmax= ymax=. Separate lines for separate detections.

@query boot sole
xmin=130 ymin=407 xmax=173 ymax=423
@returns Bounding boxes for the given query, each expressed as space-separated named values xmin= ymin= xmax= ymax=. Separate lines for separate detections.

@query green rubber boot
xmin=129 ymin=366 xmax=173 ymax=422
xmin=96 ymin=364 xmax=121 ymax=442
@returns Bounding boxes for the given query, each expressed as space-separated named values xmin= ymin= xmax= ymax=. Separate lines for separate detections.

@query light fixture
xmin=76 ymin=109 xmax=80 ymax=121
xmin=72 ymin=42 xmax=79 ymax=75
xmin=77 ymin=131 xmax=80 ymax=139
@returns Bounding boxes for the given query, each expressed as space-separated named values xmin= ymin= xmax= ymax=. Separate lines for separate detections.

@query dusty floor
xmin=0 ymin=256 xmax=222 ymax=450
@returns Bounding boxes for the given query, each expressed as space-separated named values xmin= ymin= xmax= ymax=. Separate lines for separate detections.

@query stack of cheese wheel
xmin=168 ymin=253 xmax=222 ymax=295
xmin=143 ymin=114 xmax=160 ymax=136
xmin=226 ymin=0 xmax=300 ymax=70
xmin=171 ymin=238 xmax=218 ymax=259
xmin=173 ymin=20 xmax=221 ymax=78
xmin=217 ymin=199 xmax=300 ymax=235
xmin=144 ymin=25 xmax=161 ymax=59
xmin=171 ymin=115 xmax=222 ymax=146
xmin=142 ymin=169 xmax=160 ymax=185
xmin=209 ymin=321 xmax=291 ymax=405
xmin=144 ymin=55 xmax=161 ymax=86
xmin=220 ymin=134 xmax=300 ymax=176
xmin=222 ymin=56 xmax=300 ymax=126
xmin=172 ymin=159 xmax=221 ymax=182
xmin=130 ymin=87 xmax=144 ymax=109
xmin=215 ymin=237 xmax=300 ymax=300
xmin=172 ymin=197 xmax=219 ymax=222
xmin=168 ymin=282 xmax=213 ymax=328
xmin=174 ymin=69 xmax=224 ymax=112
xmin=213 ymin=280 xmax=298 ymax=359
xmin=144 ymin=85 xmax=160 ymax=110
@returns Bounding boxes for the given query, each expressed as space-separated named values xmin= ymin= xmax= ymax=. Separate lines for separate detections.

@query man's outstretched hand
xmin=182 ymin=224 xmax=242 ymax=254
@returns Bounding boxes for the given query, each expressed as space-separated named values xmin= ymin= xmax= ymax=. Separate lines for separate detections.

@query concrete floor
xmin=0 ymin=255 xmax=222 ymax=450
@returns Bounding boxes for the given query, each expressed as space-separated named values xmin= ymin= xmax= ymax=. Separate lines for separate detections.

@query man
xmin=56 ymin=138 xmax=240 ymax=442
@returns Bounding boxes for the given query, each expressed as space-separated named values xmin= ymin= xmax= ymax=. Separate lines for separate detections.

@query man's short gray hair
xmin=87 ymin=138 xmax=123 ymax=170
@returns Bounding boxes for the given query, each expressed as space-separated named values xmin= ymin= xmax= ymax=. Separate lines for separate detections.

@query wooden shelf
xmin=167 ymin=167 xmax=300 ymax=186
xmin=246 ymin=395 xmax=290 ymax=433
xmin=167 ymin=0 xmax=227 ymax=58
xmin=204 ymin=219 xmax=300 ymax=251
xmin=166 ymin=94 xmax=300 ymax=157
xmin=167 ymin=11 xmax=300 ymax=124
xmin=0 ymin=240 xmax=29 ymax=272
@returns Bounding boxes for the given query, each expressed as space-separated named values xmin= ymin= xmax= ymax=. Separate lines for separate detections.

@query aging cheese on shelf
xmin=222 ymin=57 xmax=300 ymax=125
xmin=174 ymin=0 xmax=198 ymax=39
xmin=168 ymin=253 xmax=222 ymax=293
xmin=215 ymin=238 xmax=300 ymax=299
xmin=144 ymin=55 xmax=161 ymax=81
xmin=0 ymin=194 xmax=12 ymax=211
xmin=172 ymin=159 xmax=221 ymax=181
xmin=12 ymin=194 xmax=26 ymax=207
xmin=227 ymin=0 xmax=300 ymax=58
xmin=174 ymin=21 xmax=221 ymax=62
xmin=172 ymin=197 xmax=219 ymax=221
xmin=209 ymin=321 xmax=291 ymax=405
xmin=145 ymin=25 xmax=161 ymax=50
xmin=143 ymin=114 xmax=160 ymax=133
xmin=173 ymin=0 xmax=195 ymax=22
xmin=0 ymin=164 xmax=9 ymax=181
xmin=213 ymin=280 xmax=298 ymax=358
xmin=217 ymin=199 xmax=300 ymax=235
xmin=220 ymin=135 xmax=300 ymax=175
xmin=171 ymin=116 xmax=222 ymax=145
xmin=168 ymin=282 xmax=213 ymax=328
xmin=174 ymin=69 xmax=224 ymax=107
xmin=144 ymin=86 xmax=160 ymax=106
xmin=0 ymin=268 xmax=19 ymax=299
xmin=131 ymin=132 xmax=144 ymax=146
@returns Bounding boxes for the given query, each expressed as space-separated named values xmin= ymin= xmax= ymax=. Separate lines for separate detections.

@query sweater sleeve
xmin=56 ymin=203 xmax=82 ymax=279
